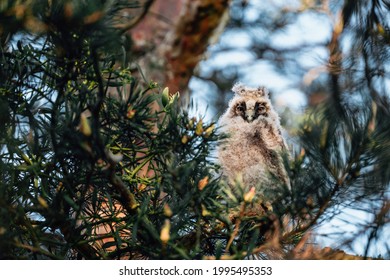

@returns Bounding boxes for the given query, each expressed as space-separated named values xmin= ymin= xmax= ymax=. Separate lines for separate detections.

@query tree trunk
xmin=130 ymin=0 xmax=231 ymax=101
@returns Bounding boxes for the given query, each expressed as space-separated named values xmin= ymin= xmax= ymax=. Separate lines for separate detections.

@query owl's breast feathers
xmin=218 ymin=121 xmax=288 ymax=188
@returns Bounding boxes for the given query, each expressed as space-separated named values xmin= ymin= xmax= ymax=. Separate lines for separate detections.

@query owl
xmin=217 ymin=83 xmax=289 ymax=193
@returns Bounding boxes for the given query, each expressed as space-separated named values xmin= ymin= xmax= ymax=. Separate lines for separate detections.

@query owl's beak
xmin=245 ymin=109 xmax=255 ymax=122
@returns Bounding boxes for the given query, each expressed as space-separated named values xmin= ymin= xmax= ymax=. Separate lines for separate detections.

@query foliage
xmin=0 ymin=0 xmax=222 ymax=260
xmin=0 ymin=0 xmax=389 ymax=260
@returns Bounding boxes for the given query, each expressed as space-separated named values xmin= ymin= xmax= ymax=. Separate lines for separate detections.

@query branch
xmin=116 ymin=0 xmax=155 ymax=33
xmin=13 ymin=242 xmax=62 ymax=260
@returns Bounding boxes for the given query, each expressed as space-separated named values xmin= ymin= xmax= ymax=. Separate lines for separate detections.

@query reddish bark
xmin=130 ymin=0 xmax=231 ymax=97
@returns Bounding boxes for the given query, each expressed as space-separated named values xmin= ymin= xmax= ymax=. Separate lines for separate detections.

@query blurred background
xmin=191 ymin=0 xmax=326 ymax=119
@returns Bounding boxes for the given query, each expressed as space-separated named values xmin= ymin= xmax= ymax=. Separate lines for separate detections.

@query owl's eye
xmin=255 ymin=102 xmax=267 ymax=116
xmin=236 ymin=102 xmax=246 ymax=112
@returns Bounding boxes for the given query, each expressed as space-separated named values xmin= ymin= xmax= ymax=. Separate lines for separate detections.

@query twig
xmin=225 ymin=202 xmax=246 ymax=252
xmin=117 ymin=0 xmax=155 ymax=33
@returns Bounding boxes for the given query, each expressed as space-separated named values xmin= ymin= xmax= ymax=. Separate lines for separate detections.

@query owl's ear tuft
xmin=232 ymin=83 xmax=246 ymax=95
xmin=257 ymin=86 xmax=269 ymax=97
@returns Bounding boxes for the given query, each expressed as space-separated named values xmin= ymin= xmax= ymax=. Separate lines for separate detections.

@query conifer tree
xmin=0 ymin=0 xmax=389 ymax=260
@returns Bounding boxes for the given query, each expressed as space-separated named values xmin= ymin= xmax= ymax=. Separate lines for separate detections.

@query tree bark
xmin=130 ymin=0 xmax=231 ymax=101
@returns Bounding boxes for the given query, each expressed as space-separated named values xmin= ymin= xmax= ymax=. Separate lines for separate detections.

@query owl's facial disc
xmin=234 ymin=101 xmax=269 ymax=122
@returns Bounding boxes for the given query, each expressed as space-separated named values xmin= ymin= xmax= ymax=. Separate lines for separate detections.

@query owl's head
xmin=229 ymin=83 xmax=271 ymax=123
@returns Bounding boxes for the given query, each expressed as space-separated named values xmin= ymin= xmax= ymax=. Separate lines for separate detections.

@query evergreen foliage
xmin=0 ymin=0 xmax=389 ymax=259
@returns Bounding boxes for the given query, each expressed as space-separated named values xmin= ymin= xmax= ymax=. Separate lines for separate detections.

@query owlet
xmin=217 ymin=83 xmax=289 ymax=192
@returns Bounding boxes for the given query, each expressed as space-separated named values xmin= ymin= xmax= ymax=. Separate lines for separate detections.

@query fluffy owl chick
xmin=218 ymin=83 xmax=289 ymax=192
